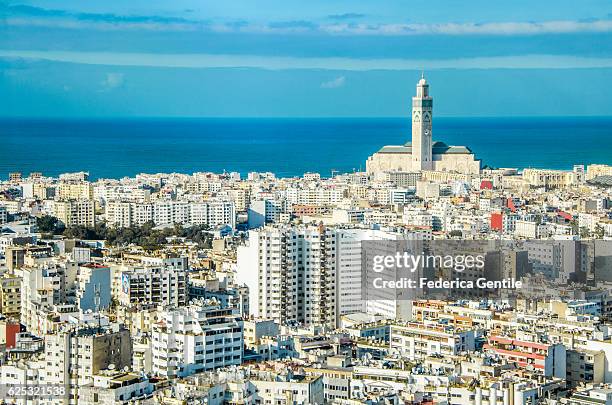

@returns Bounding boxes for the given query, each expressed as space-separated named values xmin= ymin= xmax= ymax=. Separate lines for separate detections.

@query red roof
xmin=507 ymin=198 xmax=516 ymax=213
xmin=489 ymin=336 xmax=550 ymax=351
xmin=557 ymin=211 xmax=573 ymax=221
xmin=480 ymin=180 xmax=493 ymax=190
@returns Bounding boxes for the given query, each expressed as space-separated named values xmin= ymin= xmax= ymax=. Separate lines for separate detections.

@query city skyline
xmin=3 ymin=3 xmax=612 ymax=404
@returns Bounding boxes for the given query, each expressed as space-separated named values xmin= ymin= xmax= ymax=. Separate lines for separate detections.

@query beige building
xmin=53 ymin=199 xmax=95 ymax=227
xmin=366 ymin=76 xmax=480 ymax=176
xmin=586 ymin=164 xmax=612 ymax=180
xmin=57 ymin=181 xmax=94 ymax=200
xmin=0 ymin=273 xmax=21 ymax=318
xmin=523 ymin=168 xmax=577 ymax=188
xmin=566 ymin=348 xmax=605 ymax=387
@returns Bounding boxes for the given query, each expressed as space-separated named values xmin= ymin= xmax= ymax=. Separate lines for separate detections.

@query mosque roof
xmin=378 ymin=145 xmax=412 ymax=154
xmin=588 ymin=175 xmax=612 ymax=187
xmin=377 ymin=141 xmax=473 ymax=155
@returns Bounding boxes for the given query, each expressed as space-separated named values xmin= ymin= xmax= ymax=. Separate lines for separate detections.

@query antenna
xmin=94 ymin=283 xmax=101 ymax=330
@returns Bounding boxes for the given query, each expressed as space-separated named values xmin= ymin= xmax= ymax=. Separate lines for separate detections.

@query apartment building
xmin=562 ymin=388 xmax=612 ymax=405
xmin=247 ymin=199 xmax=286 ymax=229
xmin=151 ymin=303 xmax=244 ymax=379
xmin=248 ymin=372 xmax=324 ymax=405
xmin=523 ymin=169 xmax=577 ymax=188
xmin=105 ymin=199 xmax=235 ymax=229
xmin=17 ymin=260 xmax=79 ymax=335
xmin=44 ymin=325 xmax=132 ymax=396
xmin=484 ymin=335 xmax=567 ymax=378
xmin=76 ymin=264 xmax=111 ymax=312
xmin=237 ymin=225 xmax=417 ymax=328
xmin=237 ymin=226 xmax=338 ymax=327
xmin=53 ymin=199 xmax=95 ymax=227
xmin=285 ymin=187 xmax=345 ymax=206
xmin=111 ymin=265 xmax=187 ymax=308
xmin=566 ymin=348 xmax=605 ymax=387
xmin=390 ymin=322 xmax=476 ymax=361
xmin=0 ymin=273 xmax=21 ymax=318
xmin=78 ymin=371 xmax=154 ymax=404
xmin=57 ymin=181 xmax=94 ymax=200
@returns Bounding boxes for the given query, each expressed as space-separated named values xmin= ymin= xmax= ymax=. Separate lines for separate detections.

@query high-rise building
xmin=237 ymin=225 xmax=338 ymax=327
xmin=151 ymin=303 xmax=243 ymax=379
xmin=111 ymin=265 xmax=187 ymax=309
xmin=44 ymin=325 xmax=133 ymax=393
xmin=237 ymin=225 xmax=416 ymax=327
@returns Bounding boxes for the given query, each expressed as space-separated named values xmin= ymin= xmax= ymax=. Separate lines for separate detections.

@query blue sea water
xmin=1 ymin=117 xmax=611 ymax=180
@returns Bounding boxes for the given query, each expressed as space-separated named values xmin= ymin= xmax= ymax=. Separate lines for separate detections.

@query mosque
xmin=366 ymin=75 xmax=481 ymax=176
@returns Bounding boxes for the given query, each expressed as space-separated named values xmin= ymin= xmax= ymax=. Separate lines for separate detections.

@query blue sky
xmin=1 ymin=0 xmax=612 ymax=117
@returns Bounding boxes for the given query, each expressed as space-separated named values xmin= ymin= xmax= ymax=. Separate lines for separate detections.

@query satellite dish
xmin=108 ymin=364 xmax=115 ymax=370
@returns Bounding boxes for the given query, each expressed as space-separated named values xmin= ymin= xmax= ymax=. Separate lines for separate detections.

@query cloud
xmin=3 ymin=4 xmax=207 ymax=32
xmin=5 ymin=5 xmax=612 ymax=36
xmin=328 ymin=13 xmax=366 ymax=21
xmin=5 ymin=50 xmax=612 ymax=71
xmin=267 ymin=20 xmax=318 ymax=30
xmin=4 ymin=5 xmax=197 ymax=24
xmin=100 ymin=73 xmax=124 ymax=90
xmin=321 ymin=76 xmax=346 ymax=88
xmin=319 ymin=20 xmax=612 ymax=36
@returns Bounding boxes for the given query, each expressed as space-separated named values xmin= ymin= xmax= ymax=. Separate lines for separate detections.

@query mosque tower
xmin=411 ymin=73 xmax=433 ymax=171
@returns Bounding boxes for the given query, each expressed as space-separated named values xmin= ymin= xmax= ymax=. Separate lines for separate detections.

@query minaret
xmin=411 ymin=73 xmax=433 ymax=171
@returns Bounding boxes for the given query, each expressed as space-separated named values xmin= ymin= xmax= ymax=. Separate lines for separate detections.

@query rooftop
xmin=377 ymin=141 xmax=473 ymax=155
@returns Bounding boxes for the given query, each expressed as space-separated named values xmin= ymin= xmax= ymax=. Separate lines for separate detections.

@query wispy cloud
xmin=3 ymin=50 xmax=612 ymax=71
xmin=3 ymin=4 xmax=208 ymax=32
xmin=4 ymin=5 xmax=612 ymax=36
xmin=321 ymin=76 xmax=346 ymax=88
xmin=5 ymin=4 xmax=199 ymax=24
xmin=100 ymin=73 xmax=124 ymax=90
xmin=268 ymin=20 xmax=318 ymax=30
xmin=328 ymin=13 xmax=366 ymax=21
xmin=319 ymin=20 xmax=612 ymax=36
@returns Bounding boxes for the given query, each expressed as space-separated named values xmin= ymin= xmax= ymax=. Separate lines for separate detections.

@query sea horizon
xmin=2 ymin=115 xmax=612 ymax=180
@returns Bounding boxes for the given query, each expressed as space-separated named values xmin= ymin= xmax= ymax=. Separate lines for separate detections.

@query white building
xmin=105 ymin=199 xmax=235 ymax=229
xmin=236 ymin=226 xmax=338 ymax=327
xmin=390 ymin=322 xmax=476 ymax=361
xmin=151 ymin=303 xmax=244 ymax=379
xmin=237 ymin=225 xmax=416 ymax=327
xmin=111 ymin=265 xmax=187 ymax=308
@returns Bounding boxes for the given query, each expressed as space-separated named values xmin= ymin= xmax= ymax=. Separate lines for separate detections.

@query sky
xmin=1 ymin=0 xmax=612 ymax=117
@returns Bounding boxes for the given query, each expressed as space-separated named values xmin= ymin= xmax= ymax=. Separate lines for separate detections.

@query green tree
xmin=37 ymin=215 xmax=64 ymax=233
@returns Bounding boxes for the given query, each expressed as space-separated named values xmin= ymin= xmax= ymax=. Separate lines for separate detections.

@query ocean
xmin=1 ymin=117 xmax=611 ymax=180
